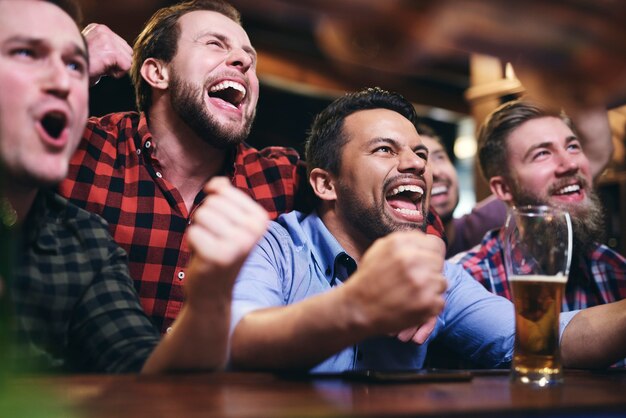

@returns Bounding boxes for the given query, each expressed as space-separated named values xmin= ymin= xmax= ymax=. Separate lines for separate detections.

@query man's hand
xmin=343 ymin=230 xmax=447 ymax=337
xmin=142 ymin=178 xmax=268 ymax=373
xmin=396 ymin=317 xmax=438 ymax=344
xmin=82 ymin=23 xmax=133 ymax=86
xmin=185 ymin=177 xmax=269 ymax=308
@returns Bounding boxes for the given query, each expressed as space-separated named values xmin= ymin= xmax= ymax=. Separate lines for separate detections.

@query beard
xmin=334 ymin=177 xmax=428 ymax=243
xmin=509 ymin=175 xmax=605 ymax=255
xmin=169 ymin=73 xmax=254 ymax=149
xmin=436 ymin=192 xmax=459 ymax=224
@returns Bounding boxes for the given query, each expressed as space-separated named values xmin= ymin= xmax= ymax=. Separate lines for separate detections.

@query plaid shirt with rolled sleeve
xmin=14 ymin=189 xmax=159 ymax=373
xmin=59 ymin=112 xmax=446 ymax=333
xmin=452 ymin=228 xmax=626 ymax=310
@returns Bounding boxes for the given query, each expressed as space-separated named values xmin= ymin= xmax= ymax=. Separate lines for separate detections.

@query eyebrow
xmin=522 ymin=134 xmax=579 ymax=160
xmin=366 ymin=137 xmax=429 ymax=154
xmin=414 ymin=143 xmax=430 ymax=156
xmin=195 ymin=31 xmax=257 ymax=60
xmin=365 ymin=137 xmax=397 ymax=148
xmin=4 ymin=35 xmax=88 ymax=63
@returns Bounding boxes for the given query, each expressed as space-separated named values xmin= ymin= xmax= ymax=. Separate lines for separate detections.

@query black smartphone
xmin=339 ymin=369 xmax=473 ymax=383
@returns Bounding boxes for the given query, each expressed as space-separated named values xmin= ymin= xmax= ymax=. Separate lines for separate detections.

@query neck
xmin=443 ymin=218 xmax=455 ymax=247
xmin=146 ymin=106 xmax=229 ymax=212
xmin=318 ymin=205 xmax=369 ymax=262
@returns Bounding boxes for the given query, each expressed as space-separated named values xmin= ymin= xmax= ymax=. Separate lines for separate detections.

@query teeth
xmin=556 ymin=184 xmax=580 ymax=195
xmin=209 ymin=80 xmax=246 ymax=96
xmin=389 ymin=184 xmax=424 ymax=197
xmin=393 ymin=207 xmax=422 ymax=216
xmin=431 ymin=185 xmax=447 ymax=196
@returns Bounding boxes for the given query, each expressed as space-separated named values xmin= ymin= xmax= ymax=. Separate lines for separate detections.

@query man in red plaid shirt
xmin=58 ymin=0 xmax=446 ymax=334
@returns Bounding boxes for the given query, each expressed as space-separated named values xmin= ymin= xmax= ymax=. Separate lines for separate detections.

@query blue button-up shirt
xmin=231 ymin=211 xmax=576 ymax=373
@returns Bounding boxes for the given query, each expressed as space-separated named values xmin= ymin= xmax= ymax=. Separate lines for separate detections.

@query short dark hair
xmin=131 ymin=0 xmax=241 ymax=113
xmin=477 ymin=98 xmax=575 ymax=182
xmin=415 ymin=122 xmax=435 ymax=138
xmin=416 ymin=122 xmax=444 ymax=144
xmin=305 ymin=87 xmax=419 ymax=178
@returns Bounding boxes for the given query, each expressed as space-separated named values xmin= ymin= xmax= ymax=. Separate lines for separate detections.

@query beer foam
xmin=509 ymin=274 xmax=567 ymax=283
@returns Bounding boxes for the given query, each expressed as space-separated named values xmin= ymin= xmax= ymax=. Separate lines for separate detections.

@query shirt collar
xmin=300 ymin=211 xmax=357 ymax=285
xmin=137 ymin=112 xmax=153 ymax=149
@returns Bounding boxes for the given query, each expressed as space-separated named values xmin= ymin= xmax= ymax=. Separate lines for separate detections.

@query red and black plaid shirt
xmin=59 ymin=111 xmax=445 ymax=333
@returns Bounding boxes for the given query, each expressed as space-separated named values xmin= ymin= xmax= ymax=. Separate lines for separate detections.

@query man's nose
xmin=555 ymin=150 xmax=579 ymax=175
xmin=398 ymin=150 xmax=426 ymax=173
xmin=227 ymin=47 xmax=253 ymax=73
xmin=42 ymin=57 xmax=70 ymax=99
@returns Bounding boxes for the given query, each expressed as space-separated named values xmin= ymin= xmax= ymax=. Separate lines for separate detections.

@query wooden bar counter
xmin=7 ymin=369 xmax=626 ymax=418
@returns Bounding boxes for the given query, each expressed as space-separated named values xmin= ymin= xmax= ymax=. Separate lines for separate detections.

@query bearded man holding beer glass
xmin=453 ymin=99 xmax=626 ymax=372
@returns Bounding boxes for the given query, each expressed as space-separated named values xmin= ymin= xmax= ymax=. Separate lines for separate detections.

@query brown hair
xmin=130 ymin=0 xmax=241 ymax=113
xmin=45 ymin=0 xmax=83 ymax=26
xmin=477 ymin=99 xmax=574 ymax=182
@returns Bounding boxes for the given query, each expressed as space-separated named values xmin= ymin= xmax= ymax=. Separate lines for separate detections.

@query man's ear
xmin=140 ymin=58 xmax=169 ymax=90
xmin=309 ymin=168 xmax=337 ymax=202
xmin=489 ymin=175 xmax=514 ymax=203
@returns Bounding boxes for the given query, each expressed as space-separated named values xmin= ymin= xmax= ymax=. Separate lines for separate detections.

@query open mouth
xmin=208 ymin=80 xmax=246 ymax=108
xmin=40 ymin=111 xmax=67 ymax=140
xmin=386 ymin=184 xmax=424 ymax=218
xmin=553 ymin=183 xmax=581 ymax=196
xmin=431 ymin=184 xmax=448 ymax=197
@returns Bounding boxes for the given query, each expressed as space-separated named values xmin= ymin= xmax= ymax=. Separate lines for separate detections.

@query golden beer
xmin=510 ymin=274 xmax=566 ymax=386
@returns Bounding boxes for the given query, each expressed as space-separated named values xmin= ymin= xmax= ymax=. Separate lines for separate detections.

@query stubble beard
xmin=169 ymin=73 xmax=254 ymax=149
xmin=335 ymin=178 xmax=428 ymax=244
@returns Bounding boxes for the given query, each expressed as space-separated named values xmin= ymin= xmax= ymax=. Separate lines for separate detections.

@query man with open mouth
xmin=452 ymin=99 xmax=626 ymax=363
xmin=419 ymin=123 xmax=508 ymax=259
xmin=0 ymin=0 xmax=268 ymax=374
xmin=226 ymin=88 xmax=626 ymax=372
xmin=419 ymin=112 xmax=612 ymax=260
xmin=56 ymin=0 xmax=447 ymax=335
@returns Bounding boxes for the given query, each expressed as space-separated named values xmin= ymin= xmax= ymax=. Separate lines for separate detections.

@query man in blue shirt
xmin=228 ymin=87 xmax=626 ymax=373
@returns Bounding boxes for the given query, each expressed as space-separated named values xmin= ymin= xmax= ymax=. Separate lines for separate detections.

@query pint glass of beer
xmin=504 ymin=205 xmax=572 ymax=386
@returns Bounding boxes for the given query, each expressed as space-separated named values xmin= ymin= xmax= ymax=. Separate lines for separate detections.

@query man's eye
xmin=206 ymin=40 xmax=224 ymax=48
xmin=11 ymin=48 xmax=35 ymax=59
xmin=66 ymin=60 xmax=85 ymax=74
xmin=532 ymin=150 xmax=550 ymax=160
xmin=374 ymin=146 xmax=392 ymax=153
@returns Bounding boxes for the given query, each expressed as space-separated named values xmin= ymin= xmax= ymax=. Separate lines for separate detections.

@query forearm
xmin=141 ymin=299 xmax=232 ymax=374
xmin=560 ymin=300 xmax=626 ymax=368
xmin=230 ymin=287 xmax=369 ymax=371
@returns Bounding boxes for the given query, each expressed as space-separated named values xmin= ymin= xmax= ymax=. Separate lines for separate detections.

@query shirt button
xmin=145 ymin=141 xmax=151 ymax=148
xmin=177 ymin=271 xmax=185 ymax=280
xmin=166 ymin=327 xmax=173 ymax=334
xmin=156 ymin=171 xmax=162 ymax=178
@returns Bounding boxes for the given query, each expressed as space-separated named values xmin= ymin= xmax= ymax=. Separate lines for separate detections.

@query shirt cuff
xmin=559 ymin=310 xmax=579 ymax=343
